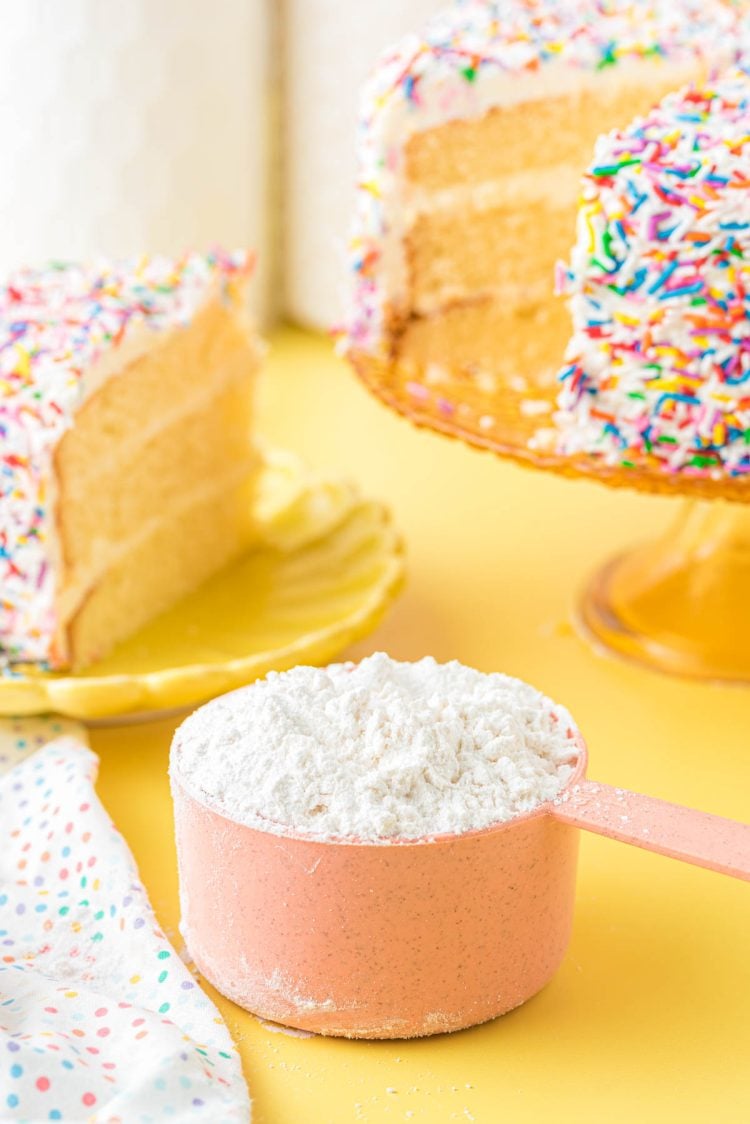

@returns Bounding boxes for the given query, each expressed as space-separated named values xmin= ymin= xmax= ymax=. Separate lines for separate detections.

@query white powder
xmin=170 ymin=653 xmax=580 ymax=842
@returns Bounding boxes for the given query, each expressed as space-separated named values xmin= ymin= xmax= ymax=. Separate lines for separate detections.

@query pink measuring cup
xmin=171 ymin=736 xmax=750 ymax=1039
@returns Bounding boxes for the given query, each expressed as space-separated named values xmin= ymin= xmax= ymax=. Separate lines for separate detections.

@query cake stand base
xmin=578 ymin=500 xmax=750 ymax=684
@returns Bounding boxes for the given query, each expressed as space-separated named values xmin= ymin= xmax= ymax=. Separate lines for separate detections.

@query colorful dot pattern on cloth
xmin=0 ymin=717 xmax=250 ymax=1123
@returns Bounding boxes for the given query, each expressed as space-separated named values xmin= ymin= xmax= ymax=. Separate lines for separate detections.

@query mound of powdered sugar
xmin=171 ymin=653 xmax=580 ymax=842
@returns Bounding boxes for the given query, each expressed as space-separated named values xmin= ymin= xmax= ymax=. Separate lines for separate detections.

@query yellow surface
xmin=0 ymin=449 xmax=402 ymax=719
xmin=93 ymin=327 xmax=750 ymax=1124
xmin=580 ymin=499 xmax=750 ymax=683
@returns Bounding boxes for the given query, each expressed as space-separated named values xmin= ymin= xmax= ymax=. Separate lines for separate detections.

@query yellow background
xmin=93 ymin=328 xmax=750 ymax=1123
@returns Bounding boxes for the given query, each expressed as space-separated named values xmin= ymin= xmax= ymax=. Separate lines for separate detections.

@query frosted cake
xmin=0 ymin=251 xmax=261 ymax=670
xmin=345 ymin=0 xmax=747 ymax=451
xmin=554 ymin=70 xmax=750 ymax=480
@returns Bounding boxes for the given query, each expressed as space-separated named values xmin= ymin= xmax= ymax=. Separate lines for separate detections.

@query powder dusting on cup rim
xmin=170 ymin=653 xmax=581 ymax=843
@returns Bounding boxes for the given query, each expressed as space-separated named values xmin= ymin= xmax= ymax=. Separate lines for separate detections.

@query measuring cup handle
xmin=550 ymin=779 xmax=750 ymax=882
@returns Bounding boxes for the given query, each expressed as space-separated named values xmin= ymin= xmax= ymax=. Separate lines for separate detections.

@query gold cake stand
xmin=351 ymin=351 xmax=750 ymax=684
xmin=0 ymin=447 xmax=404 ymax=721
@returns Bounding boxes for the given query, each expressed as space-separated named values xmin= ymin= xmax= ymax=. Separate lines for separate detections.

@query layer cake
xmin=345 ymin=0 xmax=748 ymax=447
xmin=0 ymin=251 xmax=261 ymax=670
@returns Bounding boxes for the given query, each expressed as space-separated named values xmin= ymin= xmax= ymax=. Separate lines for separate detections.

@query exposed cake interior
xmin=56 ymin=294 xmax=261 ymax=668
xmin=346 ymin=0 xmax=747 ymax=443
xmin=0 ymin=253 xmax=261 ymax=671
xmin=396 ymin=70 xmax=700 ymax=396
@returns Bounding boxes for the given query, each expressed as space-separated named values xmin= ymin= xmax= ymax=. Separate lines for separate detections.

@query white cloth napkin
xmin=0 ymin=717 xmax=250 ymax=1124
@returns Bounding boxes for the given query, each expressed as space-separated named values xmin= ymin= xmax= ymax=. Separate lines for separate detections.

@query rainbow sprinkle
xmin=0 ymin=250 xmax=250 ymax=666
xmin=346 ymin=0 xmax=750 ymax=356
xmin=555 ymin=70 xmax=750 ymax=477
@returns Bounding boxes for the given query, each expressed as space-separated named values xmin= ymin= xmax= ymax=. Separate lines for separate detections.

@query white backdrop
xmin=283 ymin=0 xmax=443 ymax=331
xmin=0 ymin=1 xmax=447 ymax=329
xmin=0 ymin=0 xmax=271 ymax=317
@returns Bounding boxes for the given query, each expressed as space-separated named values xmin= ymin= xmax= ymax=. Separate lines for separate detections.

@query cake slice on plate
xmin=554 ymin=70 xmax=750 ymax=478
xmin=0 ymin=251 xmax=261 ymax=670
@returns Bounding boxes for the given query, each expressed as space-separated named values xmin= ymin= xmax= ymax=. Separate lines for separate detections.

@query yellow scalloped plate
xmin=0 ymin=449 xmax=405 ymax=722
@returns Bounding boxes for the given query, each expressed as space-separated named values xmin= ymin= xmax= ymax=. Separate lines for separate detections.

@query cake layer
xmin=395 ymin=296 xmax=570 ymax=396
xmin=56 ymin=311 xmax=258 ymax=585
xmin=50 ymin=284 xmax=260 ymax=668
xmin=57 ymin=376 xmax=258 ymax=604
xmin=66 ymin=469 xmax=255 ymax=669
xmin=55 ymin=297 xmax=255 ymax=474
xmin=403 ymin=68 xmax=702 ymax=191
xmin=406 ymin=199 xmax=576 ymax=315
xmin=402 ymin=71 xmax=703 ymax=321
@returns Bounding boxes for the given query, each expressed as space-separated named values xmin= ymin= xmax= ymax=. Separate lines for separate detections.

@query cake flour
xmin=170 ymin=653 xmax=580 ymax=842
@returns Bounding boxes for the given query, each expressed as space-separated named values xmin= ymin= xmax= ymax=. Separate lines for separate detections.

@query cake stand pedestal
xmin=578 ymin=500 xmax=750 ymax=684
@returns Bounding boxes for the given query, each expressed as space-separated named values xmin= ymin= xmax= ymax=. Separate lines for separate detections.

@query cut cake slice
xmin=0 ymin=251 xmax=261 ymax=670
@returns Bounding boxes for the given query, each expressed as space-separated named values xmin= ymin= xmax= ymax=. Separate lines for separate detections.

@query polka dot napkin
xmin=0 ymin=717 xmax=250 ymax=1123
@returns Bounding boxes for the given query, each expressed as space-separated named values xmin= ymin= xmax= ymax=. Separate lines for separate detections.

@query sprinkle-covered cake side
xmin=346 ymin=0 xmax=745 ymax=359
xmin=0 ymin=250 xmax=250 ymax=665
xmin=554 ymin=71 xmax=750 ymax=477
